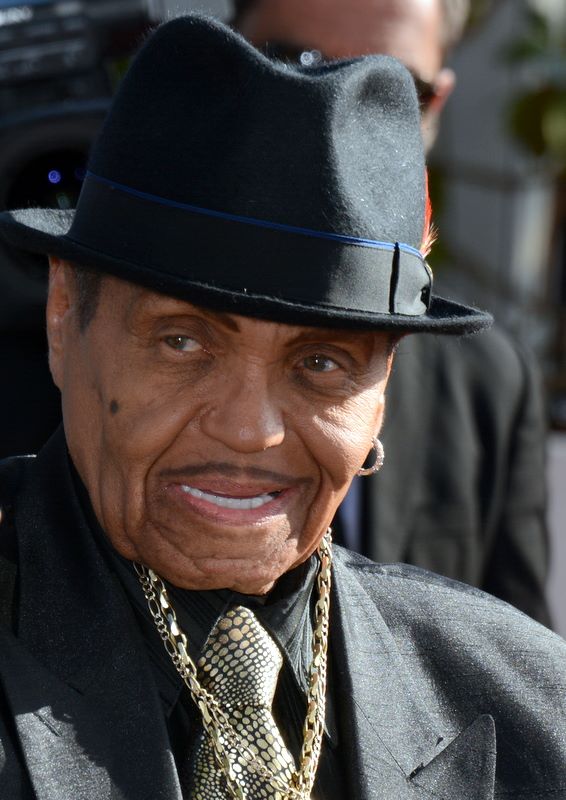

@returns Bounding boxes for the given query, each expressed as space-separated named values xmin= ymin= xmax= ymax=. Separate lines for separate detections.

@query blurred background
xmin=0 ymin=0 xmax=564 ymax=631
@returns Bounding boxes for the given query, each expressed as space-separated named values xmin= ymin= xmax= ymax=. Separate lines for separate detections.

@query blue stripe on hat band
xmin=69 ymin=174 xmax=432 ymax=316
xmin=86 ymin=171 xmax=424 ymax=260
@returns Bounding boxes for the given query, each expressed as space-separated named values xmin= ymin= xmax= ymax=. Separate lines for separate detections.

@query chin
xmin=127 ymin=509 xmax=321 ymax=592
xmin=229 ymin=577 xmax=278 ymax=596
xmin=146 ymin=551 xmax=290 ymax=594
xmin=174 ymin=570 xmax=280 ymax=595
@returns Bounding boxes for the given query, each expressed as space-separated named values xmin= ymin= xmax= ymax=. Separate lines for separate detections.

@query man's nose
xmin=200 ymin=368 xmax=285 ymax=453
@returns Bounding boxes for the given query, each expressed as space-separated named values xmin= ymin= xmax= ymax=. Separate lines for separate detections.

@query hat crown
xmin=87 ymin=14 xmax=425 ymax=248
xmin=0 ymin=13 xmax=492 ymax=334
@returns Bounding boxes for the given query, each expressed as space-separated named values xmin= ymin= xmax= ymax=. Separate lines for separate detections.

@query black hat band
xmin=68 ymin=173 xmax=432 ymax=316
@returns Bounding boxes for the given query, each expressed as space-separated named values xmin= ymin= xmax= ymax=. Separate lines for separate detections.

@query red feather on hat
xmin=420 ymin=170 xmax=436 ymax=258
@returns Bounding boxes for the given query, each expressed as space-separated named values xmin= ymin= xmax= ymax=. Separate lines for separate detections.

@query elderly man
xmin=233 ymin=0 xmax=552 ymax=627
xmin=0 ymin=15 xmax=564 ymax=800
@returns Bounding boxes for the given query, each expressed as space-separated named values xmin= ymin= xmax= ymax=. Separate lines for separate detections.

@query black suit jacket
xmin=0 ymin=435 xmax=565 ymax=798
xmin=0 ymin=247 xmax=60 ymax=460
xmin=336 ymin=327 xmax=551 ymax=626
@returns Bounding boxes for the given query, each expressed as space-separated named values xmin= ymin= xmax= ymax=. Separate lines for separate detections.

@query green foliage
xmin=466 ymin=0 xmax=498 ymax=33
xmin=504 ymin=4 xmax=566 ymax=173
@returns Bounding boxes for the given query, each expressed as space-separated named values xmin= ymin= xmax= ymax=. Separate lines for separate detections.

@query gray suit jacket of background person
xmin=0 ymin=439 xmax=565 ymax=799
xmin=354 ymin=326 xmax=551 ymax=626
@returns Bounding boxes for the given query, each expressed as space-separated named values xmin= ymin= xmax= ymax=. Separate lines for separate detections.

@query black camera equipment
xmin=0 ymin=0 xmax=163 ymax=211
xmin=0 ymin=0 xmax=163 ymax=458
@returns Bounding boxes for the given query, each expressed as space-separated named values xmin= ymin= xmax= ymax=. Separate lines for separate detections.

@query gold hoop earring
xmin=357 ymin=437 xmax=385 ymax=477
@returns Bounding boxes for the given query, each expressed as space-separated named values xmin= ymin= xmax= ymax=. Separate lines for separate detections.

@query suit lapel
xmin=0 ymin=433 xmax=182 ymax=800
xmin=0 ymin=626 xmax=181 ymax=800
xmin=331 ymin=550 xmax=496 ymax=799
xmin=410 ymin=715 xmax=496 ymax=799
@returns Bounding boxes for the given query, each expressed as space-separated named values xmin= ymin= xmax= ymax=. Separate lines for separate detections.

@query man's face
xmin=237 ymin=0 xmax=455 ymax=150
xmin=47 ymin=260 xmax=393 ymax=594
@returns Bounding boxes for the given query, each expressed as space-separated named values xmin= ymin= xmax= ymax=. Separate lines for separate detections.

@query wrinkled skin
xmin=236 ymin=0 xmax=456 ymax=151
xmin=47 ymin=259 xmax=394 ymax=594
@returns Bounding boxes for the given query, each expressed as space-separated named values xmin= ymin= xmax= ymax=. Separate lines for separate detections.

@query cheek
xmin=61 ymin=343 xmax=106 ymax=470
xmin=99 ymin=383 xmax=206 ymax=517
xmin=295 ymin=388 xmax=385 ymax=540
xmin=311 ymin=391 xmax=384 ymax=482
xmin=65 ymin=351 xmax=207 ymax=539
xmin=103 ymin=380 xmax=199 ymax=460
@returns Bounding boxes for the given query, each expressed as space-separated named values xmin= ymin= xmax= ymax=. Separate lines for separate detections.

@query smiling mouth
xmin=180 ymin=485 xmax=281 ymax=510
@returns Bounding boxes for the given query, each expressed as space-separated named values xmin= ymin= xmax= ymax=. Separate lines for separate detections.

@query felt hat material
xmin=0 ymin=14 xmax=491 ymax=333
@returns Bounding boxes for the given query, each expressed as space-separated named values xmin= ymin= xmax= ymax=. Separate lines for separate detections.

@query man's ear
xmin=46 ymin=256 xmax=75 ymax=391
xmin=429 ymin=66 xmax=456 ymax=115
xmin=421 ymin=67 xmax=456 ymax=151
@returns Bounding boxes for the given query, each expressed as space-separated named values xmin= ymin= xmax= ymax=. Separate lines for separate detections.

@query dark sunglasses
xmin=260 ymin=40 xmax=437 ymax=107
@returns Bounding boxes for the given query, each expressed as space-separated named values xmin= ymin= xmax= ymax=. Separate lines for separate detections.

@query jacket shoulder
xmin=333 ymin=547 xmax=564 ymax=658
xmin=0 ymin=455 xmax=35 ymax=507
xmin=336 ymin=547 xmax=548 ymax=620
xmin=0 ymin=454 xmax=35 ymax=540
xmin=334 ymin=546 xmax=498 ymax=602
xmin=0 ymin=455 xmax=35 ymax=627
xmin=401 ymin=326 xmax=535 ymax=397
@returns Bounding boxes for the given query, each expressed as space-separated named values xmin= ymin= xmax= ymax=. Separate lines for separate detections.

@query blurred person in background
xmin=233 ymin=0 xmax=552 ymax=626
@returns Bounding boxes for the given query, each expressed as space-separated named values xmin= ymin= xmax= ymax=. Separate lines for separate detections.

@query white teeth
xmin=180 ymin=485 xmax=276 ymax=510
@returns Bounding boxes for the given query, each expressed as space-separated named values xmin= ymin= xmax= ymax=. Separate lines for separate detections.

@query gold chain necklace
xmin=134 ymin=530 xmax=332 ymax=800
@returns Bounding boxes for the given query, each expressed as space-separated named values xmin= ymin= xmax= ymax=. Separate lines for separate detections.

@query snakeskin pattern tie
xmin=190 ymin=605 xmax=296 ymax=799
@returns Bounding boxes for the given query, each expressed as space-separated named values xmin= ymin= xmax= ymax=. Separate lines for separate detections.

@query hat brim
xmin=0 ymin=207 xmax=492 ymax=334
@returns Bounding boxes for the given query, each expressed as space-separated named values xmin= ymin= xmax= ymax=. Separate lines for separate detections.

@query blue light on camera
xmin=48 ymin=170 xmax=62 ymax=185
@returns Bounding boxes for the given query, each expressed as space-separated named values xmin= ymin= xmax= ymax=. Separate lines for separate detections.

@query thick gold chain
xmin=134 ymin=530 xmax=332 ymax=800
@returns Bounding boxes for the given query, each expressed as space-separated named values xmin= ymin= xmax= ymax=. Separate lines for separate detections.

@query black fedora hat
xmin=0 ymin=14 xmax=491 ymax=334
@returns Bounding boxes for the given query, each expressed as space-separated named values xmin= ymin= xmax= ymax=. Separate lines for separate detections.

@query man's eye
xmin=164 ymin=335 xmax=201 ymax=352
xmin=303 ymin=354 xmax=339 ymax=372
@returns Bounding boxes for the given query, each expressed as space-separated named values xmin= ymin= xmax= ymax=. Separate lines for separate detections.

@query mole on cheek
xmin=109 ymin=400 xmax=120 ymax=415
